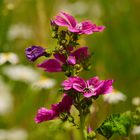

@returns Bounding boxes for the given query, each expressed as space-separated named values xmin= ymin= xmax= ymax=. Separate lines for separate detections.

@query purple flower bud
xmin=87 ymin=127 xmax=92 ymax=133
xmin=67 ymin=56 xmax=76 ymax=65
xmin=25 ymin=46 xmax=46 ymax=61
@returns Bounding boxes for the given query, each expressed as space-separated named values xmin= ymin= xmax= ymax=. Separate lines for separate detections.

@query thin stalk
xmin=79 ymin=109 xmax=86 ymax=140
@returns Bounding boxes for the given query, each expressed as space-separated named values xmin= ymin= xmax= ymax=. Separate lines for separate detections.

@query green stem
xmin=80 ymin=109 xmax=86 ymax=140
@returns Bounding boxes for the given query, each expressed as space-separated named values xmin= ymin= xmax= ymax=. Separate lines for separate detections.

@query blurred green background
xmin=0 ymin=0 xmax=140 ymax=139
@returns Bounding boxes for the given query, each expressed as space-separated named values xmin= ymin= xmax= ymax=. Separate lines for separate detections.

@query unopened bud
xmin=74 ymin=64 xmax=81 ymax=70
xmin=87 ymin=131 xmax=96 ymax=140
xmin=52 ymin=32 xmax=58 ymax=38
xmin=61 ymin=39 xmax=67 ymax=44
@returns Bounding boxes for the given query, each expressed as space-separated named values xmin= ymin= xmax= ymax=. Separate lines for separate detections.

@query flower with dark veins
xmin=62 ymin=76 xmax=114 ymax=98
xmin=53 ymin=12 xmax=105 ymax=35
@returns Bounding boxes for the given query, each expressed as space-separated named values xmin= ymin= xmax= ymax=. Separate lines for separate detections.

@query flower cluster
xmin=25 ymin=11 xmax=114 ymax=137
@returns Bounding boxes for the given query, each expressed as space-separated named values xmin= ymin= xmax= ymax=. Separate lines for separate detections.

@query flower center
xmin=76 ymin=23 xmax=82 ymax=30
xmin=88 ymin=85 xmax=95 ymax=92
xmin=84 ymin=85 xmax=95 ymax=93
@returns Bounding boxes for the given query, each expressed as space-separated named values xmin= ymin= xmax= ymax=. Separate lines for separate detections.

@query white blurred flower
xmin=132 ymin=97 xmax=140 ymax=106
xmin=0 ymin=128 xmax=28 ymax=140
xmin=32 ymin=77 xmax=56 ymax=89
xmin=59 ymin=1 xmax=88 ymax=15
xmin=103 ymin=90 xmax=127 ymax=104
xmin=7 ymin=23 xmax=33 ymax=40
xmin=0 ymin=78 xmax=13 ymax=115
xmin=132 ymin=125 xmax=140 ymax=135
xmin=0 ymin=52 xmax=19 ymax=65
xmin=3 ymin=65 xmax=40 ymax=83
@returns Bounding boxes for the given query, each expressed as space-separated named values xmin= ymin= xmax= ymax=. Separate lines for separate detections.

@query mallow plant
xmin=25 ymin=12 xmax=140 ymax=140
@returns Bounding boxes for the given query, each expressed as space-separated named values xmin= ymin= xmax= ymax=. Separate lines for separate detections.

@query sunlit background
xmin=0 ymin=0 xmax=140 ymax=139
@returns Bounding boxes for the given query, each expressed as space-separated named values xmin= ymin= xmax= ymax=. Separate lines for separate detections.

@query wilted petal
xmin=37 ymin=59 xmax=62 ymax=72
xmin=35 ymin=107 xmax=56 ymax=123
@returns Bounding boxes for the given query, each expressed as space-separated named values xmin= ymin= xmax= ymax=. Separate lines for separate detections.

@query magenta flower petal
xmin=52 ymin=94 xmax=73 ymax=114
xmin=62 ymin=76 xmax=114 ymax=98
xmin=62 ymin=78 xmax=73 ymax=90
xmin=37 ymin=59 xmax=62 ymax=72
xmin=95 ymin=80 xmax=114 ymax=95
xmin=86 ymin=76 xmax=99 ymax=87
xmin=71 ymin=47 xmax=90 ymax=62
xmin=61 ymin=94 xmax=73 ymax=112
xmin=93 ymin=25 xmax=105 ymax=32
xmin=67 ymin=56 xmax=76 ymax=65
xmin=53 ymin=11 xmax=105 ymax=35
xmin=54 ymin=12 xmax=77 ymax=28
xmin=25 ymin=46 xmax=46 ymax=61
xmin=35 ymin=107 xmax=56 ymax=123
xmin=62 ymin=76 xmax=86 ymax=92
xmin=54 ymin=53 xmax=67 ymax=63
xmin=79 ymin=21 xmax=95 ymax=34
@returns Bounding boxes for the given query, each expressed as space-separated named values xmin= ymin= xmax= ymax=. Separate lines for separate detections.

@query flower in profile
xmin=53 ymin=12 xmax=105 ymax=34
xmin=35 ymin=108 xmax=56 ymax=123
xmin=35 ymin=94 xmax=73 ymax=123
xmin=103 ymin=90 xmax=127 ymax=104
xmin=62 ymin=76 xmax=114 ymax=98
xmin=0 ymin=52 xmax=19 ymax=65
xmin=25 ymin=46 xmax=47 ymax=61
xmin=38 ymin=47 xmax=89 ymax=72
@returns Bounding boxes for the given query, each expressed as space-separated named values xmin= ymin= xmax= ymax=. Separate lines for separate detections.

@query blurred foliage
xmin=0 ymin=0 xmax=140 ymax=140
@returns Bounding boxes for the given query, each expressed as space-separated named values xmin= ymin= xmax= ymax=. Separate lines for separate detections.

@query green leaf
xmin=96 ymin=112 xmax=132 ymax=139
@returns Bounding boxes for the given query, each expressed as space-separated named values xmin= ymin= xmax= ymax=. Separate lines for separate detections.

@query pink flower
xmin=35 ymin=108 xmax=56 ymax=123
xmin=35 ymin=94 xmax=73 ymax=123
xmin=37 ymin=47 xmax=90 ymax=73
xmin=53 ymin=12 xmax=105 ymax=35
xmin=62 ymin=76 xmax=114 ymax=98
